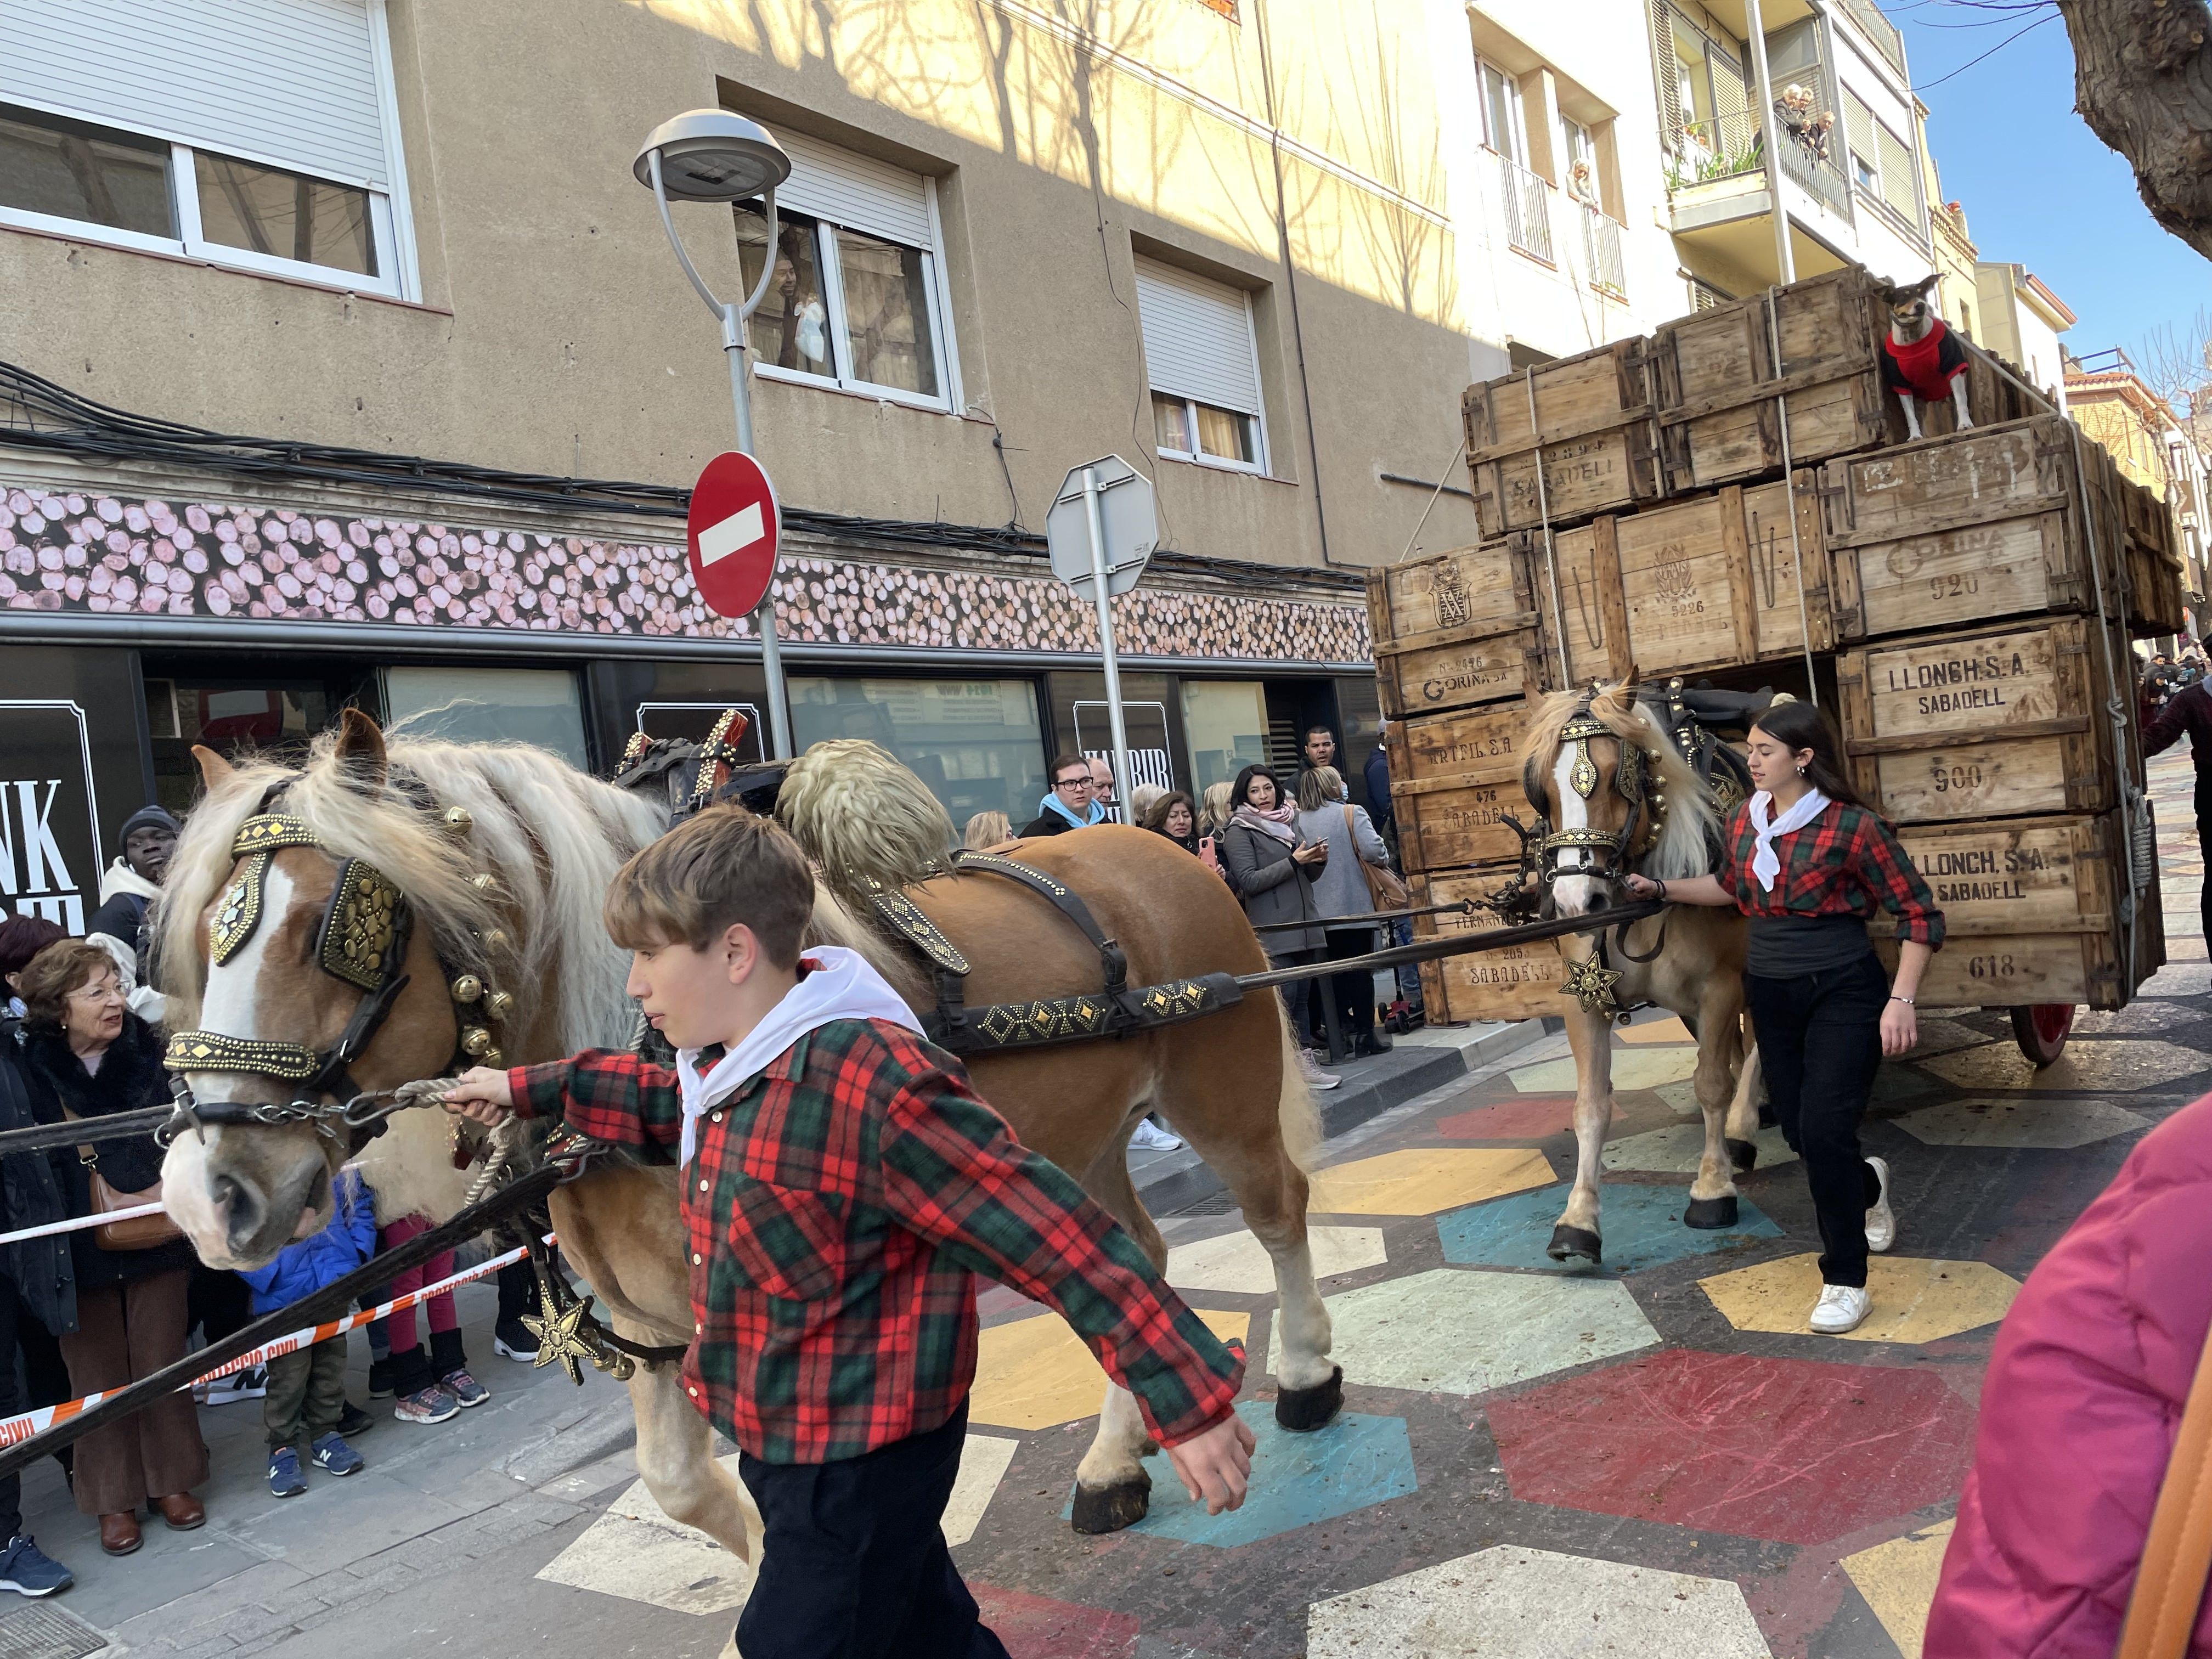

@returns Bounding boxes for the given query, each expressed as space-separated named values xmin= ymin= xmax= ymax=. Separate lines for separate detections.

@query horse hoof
xmin=1725 ymin=1137 xmax=1759 ymax=1175
xmin=1547 ymin=1224 xmax=1603 ymax=1267
xmin=1276 ymin=1367 xmax=1344 ymax=1432
xmin=1684 ymin=1195 xmax=1739 ymax=1230
xmin=1070 ymin=1474 xmax=1151 ymax=1534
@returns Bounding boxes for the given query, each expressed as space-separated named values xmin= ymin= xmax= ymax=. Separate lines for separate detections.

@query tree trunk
xmin=2057 ymin=0 xmax=2212 ymax=259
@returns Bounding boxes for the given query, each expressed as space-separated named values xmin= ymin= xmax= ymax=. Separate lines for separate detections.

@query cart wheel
xmin=2010 ymin=1003 xmax=2076 ymax=1068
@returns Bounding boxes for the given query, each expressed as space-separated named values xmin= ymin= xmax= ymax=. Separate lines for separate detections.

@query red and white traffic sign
xmin=685 ymin=450 xmax=782 ymax=619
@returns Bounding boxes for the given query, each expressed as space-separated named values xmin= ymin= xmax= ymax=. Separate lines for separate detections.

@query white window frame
xmin=0 ymin=1 xmax=417 ymax=300
xmin=1146 ymin=306 xmax=1269 ymax=477
xmin=746 ymin=177 xmax=960 ymax=416
xmin=1477 ymin=59 xmax=1528 ymax=165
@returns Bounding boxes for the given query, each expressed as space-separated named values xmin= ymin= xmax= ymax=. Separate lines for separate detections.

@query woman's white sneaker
xmin=1809 ymin=1284 xmax=1872 ymax=1334
xmin=1864 ymin=1156 xmax=1896 ymax=1253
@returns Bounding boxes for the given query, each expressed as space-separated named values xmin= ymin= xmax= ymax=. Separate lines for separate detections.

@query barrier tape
xmin=0 ymin=1237 xmax=549 ymax=1448
xmin=0 ymin=1201 xmax=167 ymax=1245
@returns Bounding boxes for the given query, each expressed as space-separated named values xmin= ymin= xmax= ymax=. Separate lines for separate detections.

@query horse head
xmin=1516 ymin=680 xmax=1716 ymax=919
xmin=158 ymin=710 xmax=657 ymax=1268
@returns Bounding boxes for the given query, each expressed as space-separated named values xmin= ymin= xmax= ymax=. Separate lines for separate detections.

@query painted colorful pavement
xmin=536 ymin=748 xmax=2212 ymax=1656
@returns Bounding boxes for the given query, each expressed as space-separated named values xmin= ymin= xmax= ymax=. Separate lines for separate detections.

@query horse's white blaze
xmin=1551 ymin=747 xmax=1598 ymax=915
xmin=160 ymin=862 xmax=296 ymax=1260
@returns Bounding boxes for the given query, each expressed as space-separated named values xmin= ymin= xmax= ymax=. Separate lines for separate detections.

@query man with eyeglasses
xmin=1019 ymin=755 xmax=1108 ymax=839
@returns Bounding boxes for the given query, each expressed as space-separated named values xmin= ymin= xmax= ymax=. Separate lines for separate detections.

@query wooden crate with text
xmin=1824 ymin=415 xmax=2128 ymax=644
xmin=2117 ymin=466 xmax=2190 ymax=638
xmin=1364 ymin=543 xmax=1543 ymax=719
xmin=1410 ymin=866 xmax=1564 ymax=1025
xmin=1833 ymin=614 xmax=2141 ymax=826
xmin=1517 ymin=473 xmax=1827 ymax=684
xmin=1387 ymin=703 xmax=1532 ymax=872
xmin=1869 ymin=810 xmax=2162 ymax=1009
xmin=1462 ymin=340 xmax=1664 ymax=539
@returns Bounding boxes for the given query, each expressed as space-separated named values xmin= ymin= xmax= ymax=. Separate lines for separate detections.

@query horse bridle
xmin=161 ymin=787 xmax=510 ymax=1152
xmin=1523 ymin=694 xmax=1669 ymax=898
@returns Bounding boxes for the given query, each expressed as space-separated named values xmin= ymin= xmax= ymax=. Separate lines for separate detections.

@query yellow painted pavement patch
xmin=1700 ymin=1252 xmax=2019 ymax=1345
xmin=970 ymin=1308 xmax=1249 ymax=1430
xmin=1167 ymin=1225 xmax=1387 ymax=1294
xmin=1618 ymin=1015 xmax=1692 ymax=1045
xmin=1511 ymin=1048 xmax=1702 ymax=1093
xmin=1307 ymin=1147 xmax=1555 ymax=1217
xmin=1843 ymin=1518 xmax=1956 ymax=1659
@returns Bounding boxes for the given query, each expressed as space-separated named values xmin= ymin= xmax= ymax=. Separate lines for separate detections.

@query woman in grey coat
xmin=1218 ymin=765 xmax=1339 ymax=1092
xmin=1296 ymin=766 xmax=1395 ymax=1056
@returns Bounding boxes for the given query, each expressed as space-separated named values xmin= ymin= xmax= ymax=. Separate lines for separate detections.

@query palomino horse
xmin=156 ymin=712 xmax=1335 ymax=1565
xmin=1515 ymin=681 xmax=1764 ymax=1266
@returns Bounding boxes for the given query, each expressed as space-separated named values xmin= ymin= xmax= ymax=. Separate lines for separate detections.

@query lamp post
xmin=633 ymin=109 xmax=796 ymax=760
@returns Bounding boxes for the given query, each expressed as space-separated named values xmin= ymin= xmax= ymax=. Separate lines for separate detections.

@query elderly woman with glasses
xmin=1019 ymin=754 xmax=1108 ymax=838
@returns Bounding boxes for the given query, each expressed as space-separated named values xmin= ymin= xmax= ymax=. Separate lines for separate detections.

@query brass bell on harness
xmin=484 ymin=989 xmax=516 ymax=1022
xmin=461 ymin=1026 xmax=493 ymax=1056
xmin=483 ymin=929 xmax=509 ymax=952
xmin=482 ymin=1048 xmax=505 ymax=1069
xmin=442 ymin=806 xmax=473 ymax=836
xmin=450 ymin=974 xmax=484 ymax=1003
xmin=470 ymin=872 xmax=499 ymax=894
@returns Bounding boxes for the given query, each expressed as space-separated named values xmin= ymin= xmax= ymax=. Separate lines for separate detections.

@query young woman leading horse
xmin=1626 ymin=696 xmax=1943 ymax=1335
xmin=151 ymin=712 xmax=1338 ymax=1568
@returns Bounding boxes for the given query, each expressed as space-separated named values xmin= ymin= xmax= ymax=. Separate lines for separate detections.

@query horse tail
xmin=1275 ymin=996 xmax=1321 ymax=1173
xmin=777 ymin=739 xmax=956 ymax=908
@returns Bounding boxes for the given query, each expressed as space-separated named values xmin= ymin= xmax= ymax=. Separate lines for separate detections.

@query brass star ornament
xmin=1561 ymin=951 xmax=1623 ymax=1016
xmin=520 ymin=1286 xmax=596 ymax=1385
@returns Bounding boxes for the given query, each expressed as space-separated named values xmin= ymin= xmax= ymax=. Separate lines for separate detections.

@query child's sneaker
xmin=440 ymin=1369 xmax=489 ymax=1408
xmin=336 ymin=1402 xmax=375 ymax=1438
xmin=205 ymin=1365 xmax=267 ymax=1405
xmin=309 ymin=1434 xmax=364 ymax=1476
xmin=392 ymin=1385 xmax=459 ymax=1425
xmin=0 ymin=1534 xmax=72 ymax=1596
xmin=492 ymin=1322 xmax=539 ymax=1362
xmin=267 ymin=1447 xmax=306 ymax=1499
xmin=366 ymin=1359 xmax=394 ymax=1400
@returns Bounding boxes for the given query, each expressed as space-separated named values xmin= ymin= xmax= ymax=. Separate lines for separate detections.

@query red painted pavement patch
xmin=1437 ymin=1095 xmax=1577 ymax=1139
xmin=973 ymin=1584 xmax=1142 ymax=1657
xmin=1488 ymin=1347 xmax=1976 ymax=1545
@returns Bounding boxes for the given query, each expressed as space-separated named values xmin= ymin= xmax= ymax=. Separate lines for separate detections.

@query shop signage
xmin=0 ymin=702 xmax=102 ymax=934
xmin=686 ymin=451 xmax=782 ymax=619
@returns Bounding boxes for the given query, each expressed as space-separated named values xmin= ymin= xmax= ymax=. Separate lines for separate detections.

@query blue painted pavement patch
xmin=1439 ymin=1181 xmax=1782 ymax=1276
xmin=1064 ymin=1400 xmax=1416 ymax=1548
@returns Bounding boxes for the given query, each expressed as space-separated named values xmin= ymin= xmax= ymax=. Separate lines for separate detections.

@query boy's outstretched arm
xmin=444 ymin=1056 xmax=683 ymax=1156
xmin=869 ymin=1035 xmax=1253 ymax=1514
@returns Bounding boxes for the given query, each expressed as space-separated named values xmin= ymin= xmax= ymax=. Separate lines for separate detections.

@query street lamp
xmin=634 ymin=109 xmax=795 ymax=760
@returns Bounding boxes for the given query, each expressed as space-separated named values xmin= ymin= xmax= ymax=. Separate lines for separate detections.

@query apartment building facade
xmin=0 ymin=0 xmax=1515 ymax=915
xmin=2066 ymin=349 xmax=2210 ymax=634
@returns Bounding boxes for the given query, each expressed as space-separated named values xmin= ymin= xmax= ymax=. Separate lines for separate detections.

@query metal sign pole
xmin=1081 ymin=466 xmax=1136 ymax=822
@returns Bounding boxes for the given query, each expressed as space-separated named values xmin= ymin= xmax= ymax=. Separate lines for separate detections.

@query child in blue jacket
xmin=238 ymin=1168 xmax=377 ymax=1496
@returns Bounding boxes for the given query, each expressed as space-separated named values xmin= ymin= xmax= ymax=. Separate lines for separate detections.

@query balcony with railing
xmin=1580 ymin=200 xmax=1627 ymax=297
xmin=1831 ymin=0 xmax=1906 ymax=78
xmin=1487 ymin=148 xmax=1554 ymax=264
xmin=1670 ymin=105 xmax=1852 ymax=217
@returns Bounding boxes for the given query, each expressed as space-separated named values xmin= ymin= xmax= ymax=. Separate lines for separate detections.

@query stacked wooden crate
xmin=1380 ymin=261 xmax=2177 ymax=1025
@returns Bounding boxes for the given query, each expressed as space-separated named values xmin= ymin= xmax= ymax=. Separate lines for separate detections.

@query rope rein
xmin=1764 ymin=285 xmax=1821 ymax=708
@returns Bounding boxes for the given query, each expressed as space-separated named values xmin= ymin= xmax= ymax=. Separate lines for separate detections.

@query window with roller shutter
xmin=1135 ymin=257 xmax=1268 ymax=475
xmin=1875 ymin=120 xmax=1921 ymax=229
xmin=0 ymin=0 xmax=415 ymax=296
xmin=1843 ymin=92 xmax=1880 ymax=195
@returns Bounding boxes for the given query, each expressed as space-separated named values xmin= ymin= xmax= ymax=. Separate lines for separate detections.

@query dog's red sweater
xmin=1881 ymin=317 xmax=1969 ymax=403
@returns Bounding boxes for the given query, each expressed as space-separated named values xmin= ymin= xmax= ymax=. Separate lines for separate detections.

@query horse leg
xmin=1068 ymin=1150 xmax=1169 ymax=1534
xmin=1684 ymin=978 xmax=1747 ymax=1229
xmin=1548 ymin=1003 xmax=1615 ymax=1267
xmin=1725 ymin=1009 xmax=1765 ymax=1176
xmin=627 ymin=1353 xmax=763 ymax=1564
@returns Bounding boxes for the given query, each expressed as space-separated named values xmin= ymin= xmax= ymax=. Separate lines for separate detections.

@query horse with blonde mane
xmin=1514 ymin=680 xmax=1765 ymax=1267
xmin=154 ymin=712 xmax=1336 ymax=1567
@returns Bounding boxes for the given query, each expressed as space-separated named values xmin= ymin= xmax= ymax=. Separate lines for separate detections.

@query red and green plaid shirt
xmin=509 ymin=1017 xmax=1242 ymax=1464
xmin=1716 ymin=798 xmax=1945 ymax=946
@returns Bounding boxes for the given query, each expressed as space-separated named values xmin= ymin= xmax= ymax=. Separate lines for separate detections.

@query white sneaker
xmin=1809 ymin=1284 xmax=1872 ymax=1335
xmin=1297 ymin=1049 xmax=1341 ymax=1092
xmin=1864 ymin=1156 xmax=1895 ymax=1253
xmin=204 ymin=1364 xmax=267 ymax=1405
xmin=1128 ymin=1119 xmax=1183 ymax=1152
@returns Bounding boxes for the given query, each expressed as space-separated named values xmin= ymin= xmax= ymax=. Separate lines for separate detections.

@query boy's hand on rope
xmin=442 ymin=1066 xmax=516 ymax=1125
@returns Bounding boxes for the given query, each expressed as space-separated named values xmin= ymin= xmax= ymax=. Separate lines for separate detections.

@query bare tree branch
xmin=2134 ymin=306 xmax=2212 ymax=433
xmin=2054 ymin=0 xmax=2212 ymax=257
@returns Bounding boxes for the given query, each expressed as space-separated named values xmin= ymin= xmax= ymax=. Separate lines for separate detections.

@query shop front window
xmin=788 ymin=677 xmax=1046 ymax=833
xmin=1180 ymin=681 xmax=1270 ymax=794
xmin=381 ymin=667 xmax=589 ymax=769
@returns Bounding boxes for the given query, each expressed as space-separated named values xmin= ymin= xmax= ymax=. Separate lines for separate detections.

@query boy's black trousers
xmin=735 ymin=1403 xmax=1011 ymax=1659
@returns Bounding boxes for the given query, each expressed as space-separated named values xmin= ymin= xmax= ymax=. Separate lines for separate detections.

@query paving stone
xmin=1895 ymin=1097 xmax=2150 ymax=1149
xmin=970 ymin=1310 xmax=1249 ymax=1431
xmin=1306 ymin=1544 xmax=1771 ymax=1657
xmin=1436 ymin=1095 xmax=1577 ymax=1139
xmin=1602 ymin=1120 xmax=1798 ymax=1173
xmin=1489 ymin=1348 xmax=1975 ymax=1545
xmin=1165 ymin=1226 xmax=1386 ymax=1294
xmin=2070 ymin=1001 xmax=2205 ymax=1034
xmin=1843 ymin=1518 xmax=1957 ymax=1659
xmin=1922 ymin=1038 xmax=2212 ymax=1094
xmin=1307 ymin=1147 xmax=1555 ymax=1216
xmin=971 ymin=1585 xmax=1142 ymax=1657
xmin=1511 ymin=1049 xmax=1701 ymax=1093
xmin=535 ymin=1455 xmax=757 ymax=1617
xmin=1438 ymin=1181 xmax=1782 ymax=1275
xmin=1701 ymin=1252 xmax=2021 ymax=1344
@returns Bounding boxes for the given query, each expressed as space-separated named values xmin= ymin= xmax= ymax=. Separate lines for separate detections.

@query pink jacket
xmin=1927 ymin=1096 xmax=2212 ymax=1656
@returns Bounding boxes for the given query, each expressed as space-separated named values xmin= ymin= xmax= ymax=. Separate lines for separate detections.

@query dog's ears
xmin=1883 ymin=274 xmax=1939 ymax=305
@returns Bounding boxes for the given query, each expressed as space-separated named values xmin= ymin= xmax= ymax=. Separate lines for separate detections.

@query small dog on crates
xmin=1879 ymin=274 xmax=1972 ymax=441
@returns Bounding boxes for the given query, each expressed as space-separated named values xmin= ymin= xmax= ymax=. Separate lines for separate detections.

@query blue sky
xmin=1895 ymin=0 xmax=2209 ymax=359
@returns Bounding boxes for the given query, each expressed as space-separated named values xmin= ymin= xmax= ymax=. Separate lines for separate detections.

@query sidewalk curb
xmin=1132 ymin=1018 xmax=1550 ymax=1216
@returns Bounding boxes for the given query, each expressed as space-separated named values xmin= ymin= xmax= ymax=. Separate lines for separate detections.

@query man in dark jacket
xmin=1018 ymin=755 xmax=1107 ymax=838
xmin=2144 ymin=677 xmax=2212 ymax=944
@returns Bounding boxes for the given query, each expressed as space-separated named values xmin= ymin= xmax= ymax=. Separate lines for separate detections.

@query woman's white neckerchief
xmin=1747 ymin=787 xmax=1831 ymax=893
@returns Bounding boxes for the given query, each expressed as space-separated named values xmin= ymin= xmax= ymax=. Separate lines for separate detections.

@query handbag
xmin=70 ymin=1122 xmax=183 ymax=1251
xmin=2117 ymin=1316 xmax=2212 ymax=1657
xmin=1346 ymin=806 xmax=1410 ymax=912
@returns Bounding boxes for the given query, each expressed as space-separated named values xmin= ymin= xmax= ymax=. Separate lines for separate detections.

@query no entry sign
xmin=686 ymin=450 xmax=782 ymax=618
